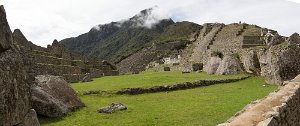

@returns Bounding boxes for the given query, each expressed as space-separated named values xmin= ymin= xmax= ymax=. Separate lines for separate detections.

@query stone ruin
xmin=117 ymin=22 xmax=300 ymax=85
xmin=0 ymin=5 xmax=120 ymax=126
xmin=0 ymin=5 xmax=39 ymax=126
xmin=186 ymin=22 xmax=300 ymax=85
xmin=13 ymin=29 xmax=119 ymax=83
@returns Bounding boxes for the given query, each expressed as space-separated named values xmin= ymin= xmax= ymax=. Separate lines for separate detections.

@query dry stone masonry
xmin=219 ymin=75 xmax=300 ymax=126
xmin=13 ymin=30 xmax=119 ymax=83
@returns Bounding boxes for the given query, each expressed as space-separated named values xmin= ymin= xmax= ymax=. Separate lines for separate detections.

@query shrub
xmin=230 ymin=53 xmax=240 ymax=60
xmin=211 ymin=51 xmax=223 ymax=59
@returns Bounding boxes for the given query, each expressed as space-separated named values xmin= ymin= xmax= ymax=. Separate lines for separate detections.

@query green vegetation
xmin=278 ymin=41 xmax=290 ymax=49
xmin=40 ymin=74 xmax=278 ymax=126
xmin=72 ymin=71 xmax=249 ymax=92
xmin=151 ymin=21 xmax=201 ymax=44
xmin=61 ymin=10 xmax=201 ymax=64
xmin=211 ymin=51 xmax=224 ymax=59
xmin=230 ymin=53 xmax=240 ymax=60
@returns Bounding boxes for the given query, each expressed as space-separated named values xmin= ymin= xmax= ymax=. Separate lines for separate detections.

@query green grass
xmin=40 ymin=75 xmax=278 ymax=126
xmin=72 ymin=71 xmax=249 ymax=92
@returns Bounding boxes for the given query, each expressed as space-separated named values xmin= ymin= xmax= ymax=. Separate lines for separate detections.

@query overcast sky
xmin=2 ymin=0 xmax=300 ymax=47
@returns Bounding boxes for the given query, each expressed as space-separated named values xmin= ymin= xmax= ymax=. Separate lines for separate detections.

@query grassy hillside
xmin=151 ymin=21 xmax=201 ymax=44
xmin=40 ymin=72 xmax=278 ymax=126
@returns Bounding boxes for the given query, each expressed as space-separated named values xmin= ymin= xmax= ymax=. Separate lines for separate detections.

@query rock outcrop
xmin=287 ymin=33 xmax=300 ymax=45
xmin=0 ymin=5 xmax=12 ymax=52
xmin=16 ymin=109 xmax=40 ymax=126
xmin=203 ymin=57 xmax=222 ymax=74
xmin=0 ymin=5 xmax=39 ymax=126
xmin=242 ymin=50 xmax=260 ymax=75
xmin=32 ymin=75 xmax=85 ymax=118
xmin=260 ymin=42 xmax=300 ymax=85
xmin=216 ymin=56 xmax=243 ymax=75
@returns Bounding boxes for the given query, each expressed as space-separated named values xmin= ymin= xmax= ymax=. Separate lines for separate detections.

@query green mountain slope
xmin=60 ymin=8 xmax=200 ymax=63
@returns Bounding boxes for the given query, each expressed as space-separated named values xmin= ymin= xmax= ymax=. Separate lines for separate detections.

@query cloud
xmin=2 ymin=0 xmax=300 ymax=47
xmin=287 ymin=0 xmax=300 ymax=3
xmin=133 ymin=6 xmax=171 ymax=28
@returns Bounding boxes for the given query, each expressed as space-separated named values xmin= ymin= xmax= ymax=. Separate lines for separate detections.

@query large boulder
xmin=0 ymin=5 xmax=38 ymax=126
xmin=242 ymin=50 xmax=260 ymax=75
xmin=32 ymin=75 xmax=85 ymax=118
xmin=204 ymin=57 xmax=222 ymax=74
xmin=216 ymin=56 xmax=243 ymax=75
xmin=288 ymin=33 xmax=300 ymax=45
xmin=260 ymin=44 xmax=300 ymax=85
xmin=0 ymin=5 xmax=12 ymax=52
xmin=16 ymin=109 xmax=40 ymax=126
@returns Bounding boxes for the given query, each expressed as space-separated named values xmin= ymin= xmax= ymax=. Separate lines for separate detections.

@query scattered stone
xmin=31 ymin=75 xmax=85 ymax=118
xmin=97 ymin=102 xmax=127 ymax=114
xmin=82 ymin=73 xmax=92 ymax=82
xmin=216 ymin=56 xmax=243 ymax=75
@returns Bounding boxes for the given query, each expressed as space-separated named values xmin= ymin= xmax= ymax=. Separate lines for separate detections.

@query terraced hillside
xmin=13 ymin=29 xmax=118 ymax=82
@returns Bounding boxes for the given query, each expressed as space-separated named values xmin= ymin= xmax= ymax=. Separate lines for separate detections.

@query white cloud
xmin=134 ymin=6 xmax=171 ymax=28
xmin=2 ymin=0 xmax=300 ymax=47
xmin=287 ymin=0 xmax=300 ymax=3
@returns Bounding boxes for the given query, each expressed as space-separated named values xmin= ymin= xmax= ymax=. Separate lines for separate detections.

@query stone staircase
xmin=209 ymin=23 xmax=245 ymax=54
xmin=241 ymin=25 xmax=265 ymax=48
xmin=189 ymin=23 xmax=224 ymax=63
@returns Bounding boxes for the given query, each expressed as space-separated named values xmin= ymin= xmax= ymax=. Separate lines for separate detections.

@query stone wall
xmin=117 ymin=40 xmax=187 ymax=73
xmin=13 ymin=29 xmax=119 ymax=82
xmin=218 ymin=75 xmax=300 ymax=126
xmin=117 ymin=76 xmax=250 ymax=95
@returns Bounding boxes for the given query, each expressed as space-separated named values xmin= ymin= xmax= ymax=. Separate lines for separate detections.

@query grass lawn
xmin=72 ymin=71 xmax=249 ymax=92
xmin=40 ymin=74 xmax=278 ymax=126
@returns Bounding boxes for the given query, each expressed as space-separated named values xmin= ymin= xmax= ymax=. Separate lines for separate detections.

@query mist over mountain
xmin=60 ymin=7 xmax=199 ymax=63
xmin=60 ymin=8 xmax=171 ymax=63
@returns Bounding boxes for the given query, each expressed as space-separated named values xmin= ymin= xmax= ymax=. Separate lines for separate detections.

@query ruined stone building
xmin=13 ymin=29 xmax=119 ymax=82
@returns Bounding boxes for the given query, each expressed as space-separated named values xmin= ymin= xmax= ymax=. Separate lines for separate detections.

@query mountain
xmin=60 ymin=8 xmax=200 ymax=64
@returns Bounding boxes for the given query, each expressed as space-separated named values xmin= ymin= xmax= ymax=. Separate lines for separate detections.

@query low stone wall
xmin=218 ymin=75 xmax=300 ymax=126
xmin=116 ymin=76 xmax=250 ymax=95
xmin=62 ymin=74 xmax=85 ymax=83
xmin=35 ymin=64 xmax=82 ymax=75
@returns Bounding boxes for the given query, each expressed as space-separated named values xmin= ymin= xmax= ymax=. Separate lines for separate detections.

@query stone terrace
xmin=209 ymin=23 xmax=245 ymax=54
xmin=13 ymin=29 xmax=118 ymax=82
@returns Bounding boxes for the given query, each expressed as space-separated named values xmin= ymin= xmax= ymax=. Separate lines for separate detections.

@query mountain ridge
xmin=60 ymin=8 xmax=201 ymax=63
